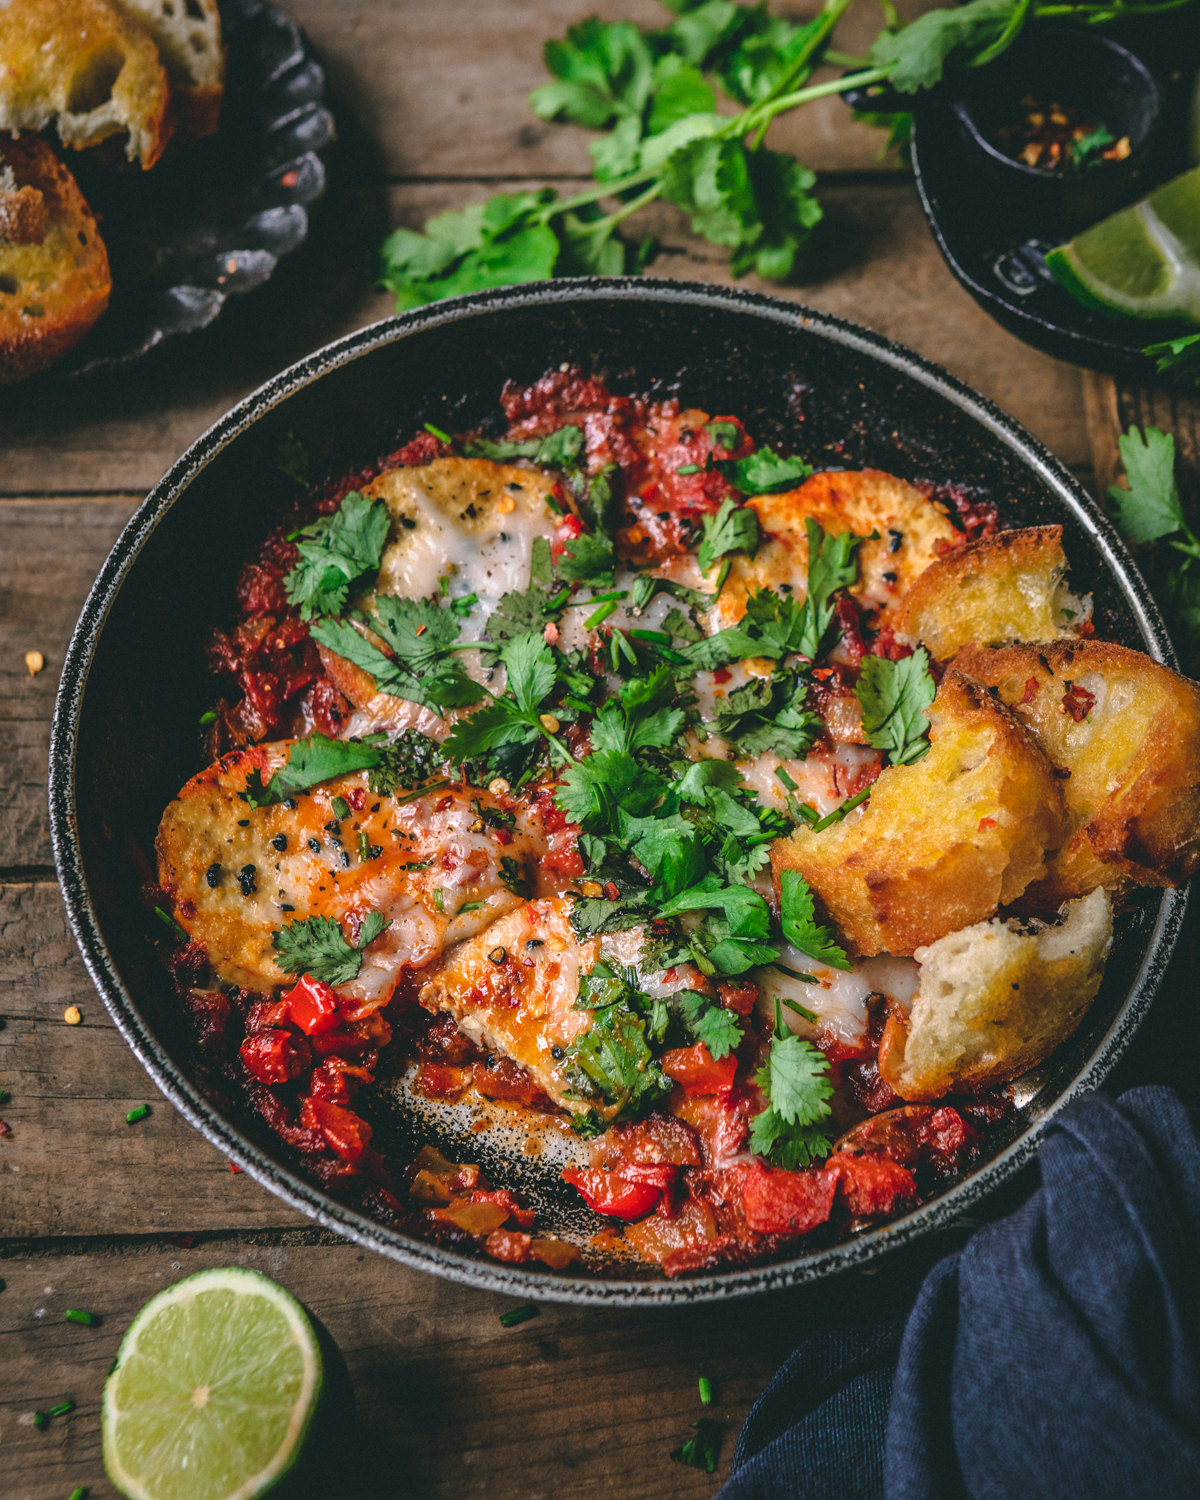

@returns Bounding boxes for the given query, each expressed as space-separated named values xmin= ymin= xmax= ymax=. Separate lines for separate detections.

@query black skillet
xmin=49 ymin=279 xmax=1187 ymax=1304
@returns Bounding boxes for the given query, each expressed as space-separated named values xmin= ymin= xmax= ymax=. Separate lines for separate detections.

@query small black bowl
xmin=952 ymin=26 xmax=1161 ymax=240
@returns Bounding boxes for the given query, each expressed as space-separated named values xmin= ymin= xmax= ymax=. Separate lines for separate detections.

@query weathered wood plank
xmin=0 ymin=1233 xmax=928 ymax=1500
xmin=0 ymin=883 xmax=306 ymax=1238
xmin=0 ymin=500 xmax=140 ymax=871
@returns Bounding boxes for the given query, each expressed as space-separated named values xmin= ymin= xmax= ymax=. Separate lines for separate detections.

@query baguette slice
xmin=771 ymin=669 xmax=1065 ymax=956
xmin=120 ymin=0 xmax=225 ymax=140
xmin=893 ymin=525 xmax=1090 ymax=662
xmin=0 ymin=135 xmax=112 ymax=384
xmin=956 ymin=639 xmax=1200 ymax=902
xmin=878 ymin=888 xmax=1112 ymax=1100
xmin=0 ymin=0 xmax=173 ymax=169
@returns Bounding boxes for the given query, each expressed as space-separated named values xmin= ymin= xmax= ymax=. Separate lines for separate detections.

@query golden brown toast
xmin=120 ymin=0 xmax=225 ymax=140
xmin=956 ymin=639 xmax=1200 ymax=902
xmin=0 ymin=0 xmax=173 ymax=168
xmin=709 ymin=468 xmax=960 ymax=630
xmin=894 ymin=525 xmax=1090 ymax=662
xmin=878 ymin=888 xmax=1112 ymax=1100
xmin=771 ymin=669 xmax=1065 ymax=956
xmin=0 ymin=135 xmax=111 ymax=384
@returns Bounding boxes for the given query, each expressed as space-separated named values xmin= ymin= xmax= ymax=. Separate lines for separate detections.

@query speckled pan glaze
xmin=49 ymin=279 xmax=1187 ymax=1304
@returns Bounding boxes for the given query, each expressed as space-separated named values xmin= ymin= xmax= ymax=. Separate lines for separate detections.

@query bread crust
xmin=0 ymin=0 xmax=174 ymax=168
xmin=0 ymin=135 xmax=111 ymax=383
xmin=771 ymin=669 xmax=1065 ymax=956
xmin=878 ymin=888 xmax=1112 ymax=1100
xmin=894 ymin=524 xmax=1089 ymax=661
xmin=956 ymin=638 xmax=1200 ymax=902
xmin=120 ymin=0 xmax=225 ymax=141
xmin=709 ymin=468 xmax=960 ymax=631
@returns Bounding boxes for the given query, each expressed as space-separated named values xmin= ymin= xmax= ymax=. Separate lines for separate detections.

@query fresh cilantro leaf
xmin=855 ymin=649 xmax=935 ymax=766
xmin=558 ymin=748 xmax=665 ymax=829
xmin=442 ymin=698 xmax=538 ymax=765
xmin=272 ymin=909 xmax=391 ymax=986
xmin=558 ymin=529 xmax=616 ymax=585
xmin=779 ymin=869 xmax=850 ymax=971
xmin=489 ymin=581 xmax=567 ymax=642
xmin=503 ymin=631 xmax=558 ymax=714
xmin=366 ymin=730 xmax=447 ymax=795
xmin=529 ymin=17 xmax=655 ymax=131
xmin=795 ymin=519 xmax=860 ymax=659
xmin=677 ymin=990 xmax=743 ymax=1060
xmin=662 ymin=606 xmax=704 ymax=644
xmin=757 ymin=1031 xmax=834 ymax=1126
xmin=697 ymin=496 xmax=760 ymax=575
xmin=310 ymin=615 xmax=483 ymax=716
xmin=656 ymin=875 xmax=778 ymax=975
xmin=590 ymin=667 xmax=686 ymax=757
xmin=675 ymin=758 xmax=742 ymax=805
xmin=569 ymin=895 xmax=658 ymax=938
xmin=1145 ymin=331 xmax=1200 ymax=388
xmin=284 ymin=492 xmax=390 ymax=622
xmin=530 ymin=535 xmax=553 ymax=586
xmin=243 ymin=734 xmax=383 ymax=808
xmin=710 ymin=673 xmax=822 ymax=758
xmin=715 ymin=447 xmax=812 ymax=495
xmin=461 ymin=436 xmax=541 ymax=462
xmin=748 ymin=1105 xmax=831 ymax=1170
xmin=1108 ymin=425 xmax=1185 ymax=545
xmin=869 ymin=0 xmax=1017 ymax=94
xmin=563 ymin=1003 xmax=670 ymax=1114
xmin=500 ymin=855 xmax=532 ymax=898
xmin=277 ymin=431 xmax=310 ymax=488
xmin=370 ymin=594 xmax=463 ymax=670
xmin=672 ymin=1418 xmax=722 ymax=1475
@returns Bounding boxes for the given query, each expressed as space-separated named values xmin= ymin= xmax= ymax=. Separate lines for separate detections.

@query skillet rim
xmin=48 ymin=276 xmax=1189 ymax=1305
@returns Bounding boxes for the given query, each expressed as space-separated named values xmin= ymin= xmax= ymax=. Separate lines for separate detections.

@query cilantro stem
xmin=748 ymin=0 xmax=855 ymax=147
xmin=971 ymin=0 xmax=1034 ymax=68
xmin=752 ymin=65 xmax=893 ymax=125
xmin=811 ymin=785 xmax=871 ymax=832
xmin=782 ymin=995 xmax=819 ymax=1022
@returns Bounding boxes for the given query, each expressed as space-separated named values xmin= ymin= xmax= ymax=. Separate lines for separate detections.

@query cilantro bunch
xmin=380 ymin=0 xmax=1174 ymax=306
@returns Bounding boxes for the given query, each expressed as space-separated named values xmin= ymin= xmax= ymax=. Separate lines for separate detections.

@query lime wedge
xmin=1046 ymin=165 xmax=1200 ymax=321
xmin=102 ymin=1268 xmax=324 ymax=1500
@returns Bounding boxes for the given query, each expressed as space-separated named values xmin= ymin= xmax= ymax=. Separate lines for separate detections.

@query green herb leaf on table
xmin=1107 ymin=425 xmax=1185 ymax=544
xmin=272 ymin=910 xmax=391 ymax=986
xmin=672 ymin=1418 xmax=722 ymax=1475
xmin=855 ymin=649 xmax=936 ymax=765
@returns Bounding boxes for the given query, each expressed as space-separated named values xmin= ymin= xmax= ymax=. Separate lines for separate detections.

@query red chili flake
xmin=280 ymin=169 xmax=299 ymax=188
xmin=1020 ymin=677 xmax=1040 ymax=704
xmin=415 ymin=624 xmax=427 ymax=636
xmin=712 ymin=667 xmax=732 ymax=685
xmin=978 ymin=817 xmax=997 ymax=831
xmin=812 ymin=667 xmax=836 ymax=680
xmin=1061 ymin=682 xmax=1096 ymax=723
xmin=603 ymin=881 xmax=621 ymax=901
xmin=167 ymin=1234 xmax=197 ymax=1249
xmin=0 ymin=1120 xmax=10 ymax=1137
xmin=1053 ymin=766 xmax=1072 ymax=779
xmin=229 ymin=1159 xmax=243 ymax=1174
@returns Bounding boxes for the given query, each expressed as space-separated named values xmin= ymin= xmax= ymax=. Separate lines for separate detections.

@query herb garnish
xmin=749 ymin=996 xmax=834 ymax=1170
xmin=855 ymin=649 xmax=936 ymax=766
xmin=284 ymin=491 xmax=390 ymax=621
xmin=272 ymin=910 xmax=392 ymax=986
xmin=243 ymin=734 xmax=386 ymax=809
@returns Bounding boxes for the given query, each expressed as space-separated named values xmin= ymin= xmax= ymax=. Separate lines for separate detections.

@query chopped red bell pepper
xmin=282 ymin=974 xmax=342 ymax=1036
xmin=299 ymin=1096 xmax=372 ymax=1161
xmin=742 ymin=1163 xmax=837 ymax=1235
xmin=239 ymin=1028 xmax=311 ymax=1085
xmin=472 ymin=1187 xmax=535 ymax=1229
xmin=660 ymin=1042 xmax=737 ymax=1096
xmin=826 ymin=1152 xmax=918 ymax=1218
xmin=562 ymin=1165 xmax=664 ymax=1221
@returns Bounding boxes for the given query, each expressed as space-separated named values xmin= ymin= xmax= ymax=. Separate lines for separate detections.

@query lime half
xmin=1047 ymin=164 xmax=1200 ymax=321
xmin=102 ymin=1267 xmax=324 ymax=1500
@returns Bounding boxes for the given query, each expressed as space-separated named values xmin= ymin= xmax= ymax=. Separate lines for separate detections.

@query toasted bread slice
xmin=956 ymin=639 xmax=1200 ymax=902
xmin=120 ymin=0 xmax=224 ymax=140
xmin=771 ymin=669 xmax=1065 ymax=956
xmin=0 ymin=135 xmax=112 ymax=383
xmin=878 ymin=888 xmax=1112 ymax=1100
xmin=0 ymin=0 xmax=173 ymax=168
xmin=894 ymin=525 xmax=1091 ymax=662
xmin=709 ymin=469 xmax=960 ymax=631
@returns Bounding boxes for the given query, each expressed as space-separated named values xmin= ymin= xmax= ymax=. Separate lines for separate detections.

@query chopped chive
xmin=585 ymin=599 xmax=620 ymax=629
xmin=547 ymin=587 xmax=571 ymax=611
xmin=782 ymin=995 xmax=819 ymax=1023
xmin=499 ymin=1305 xmax=539 ymax=1328
xmin=433 ymin=888 xmax=444 ymax=913
xmin=776 ymin=967 xmax=819 ymax=988
xmin=544 ymin=492 xmax=564 ymax=515
xmin=438 ymin=575 xmax=449 ymax=597
xmin=33 ymin=1410 xmax=47 ymax=1430
xmin=812 ymin=786 xmax=871 ymax=832
xmin=459 ymin=900 xmax=487 ymax=914
xmin=331 ymin=796 xmax=350 ymax=821
xmin=198 ymin=709 xmax=218 ymax=726
xmin=69 ymin=1489 xmax=87 ymax=1500
xmin=47 ymin=1401 xmax=74 ymax=1418
xmin=394 ymin=779 xmax=451 ymax=805
xmin=450 ymin=593 xmax=479 ymax=618
xmin=676 ymin=464 xmax=702 ymax=475
xmin=152 ymin=907 xmax=188 ymax=942
xmin=774 ymin=765 xmax=799 ymax=792
xmin=125 ymin=1105 xmax=150 ymax=1125
xmin=628 ymin=629 xmax=671 ymax=644
xmin=64 ymin=1309 xmax=95 ymax=1326
xmin=356 ymin=831 xmax=370 ymax=861
xmin=424 ymin=422 xmax=451 ymax=443
xmin=698 ymin=1376 xmax=714 ymax=1405
xmin=794 ymin=800 xmax=819 ymax=826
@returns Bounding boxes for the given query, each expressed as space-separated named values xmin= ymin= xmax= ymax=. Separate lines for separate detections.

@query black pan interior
xmin=52 ymin=280 xmax=1184 ymax=1303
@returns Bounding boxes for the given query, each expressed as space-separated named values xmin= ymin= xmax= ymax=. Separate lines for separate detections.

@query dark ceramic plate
xmin=49 ymin=280 xmax=1187 ymax=1304
xmin=57 ymin=0 xmax=332 ymax=379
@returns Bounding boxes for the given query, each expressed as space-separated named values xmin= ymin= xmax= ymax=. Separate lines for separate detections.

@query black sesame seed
xmin=308 ymin=838 xmax=321 ymax=853
xmin=888 ymin=528 xmax=904 ymax=553
xmin=279 ymin=903 xmax=295 ymax=912
xmin=206 ymin=863 xmax=221 ymax=888
xmin=340 ymin=851 xmax=350 ymax=868
xmin=657 ymin=511 xmax=670 ymax=520
xmin=370 ymin=803 xmax=380 ymax=813
xmin=882 ymin=571 xmax=898 ymax=584
xmin=324 ymin=819 xmax=341 ymax=834
xmin=238 ymin=865 xmax=257 ymax=896
xmin=526 ymin=938 xmax=545 ymax=948
xmin=400 ymin=515 xmax=417 ymax=530
xmin=237 ymin=819 xmax=250 ymax=827
xmin=488 ymin=946 xmax=507 ymax=966
xmin=367 ymin=844 xmax=383 ymax=860
xmin=283 ymin=798 xmax=297 ymax=810
xmin=271 ymin=833 xmax=288 ymax=852
xmin=551 ymin=1046 xmax=564 ymax=1060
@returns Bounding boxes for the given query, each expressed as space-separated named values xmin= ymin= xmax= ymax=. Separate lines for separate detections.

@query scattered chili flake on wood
xmin=167 ymin=1233 xmax=197 ymax=1249
xmin=125 ymin=1105 xmax=150 ymax=1125
xmin=64 ymin=1309 xmax=96 ymax=1326
xmin=0 ymin=1120 xmax=11 ymax=1138
xmin=229 ymin=1159 xmax=243 ymax=1173
xmin=499 ymin=1305 xmax=539 ymax=1328
xmin=63 ymin=1006 xmax=82 ymax=1026
xmin=25 ymin=650 xmax=44 ymax=675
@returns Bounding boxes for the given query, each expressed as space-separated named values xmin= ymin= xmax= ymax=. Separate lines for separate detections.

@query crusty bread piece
xmin=0 ymin=0 xmax=173 ymax=169
xmin=0 ymin=135 xmax=111 ymax=384
xmin=956 ymin=639 xmax=1200 ymax=902
xmin=120 ymin=0 xmax=224 ymax=140
xmin=893 ymin=525 xmax=1092 ymax=662
xmin=709 ymin=468 xmax=960 ymax=631
xmin=878 ymin=888 xmax=1112 ymax=1100
xmin=771 ymin=669 xmax=1065 ymax=956
xmin=0 ymin=172 xmax=46 ymax=244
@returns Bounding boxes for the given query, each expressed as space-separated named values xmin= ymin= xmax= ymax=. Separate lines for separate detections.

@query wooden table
xmin=3 ymin=5 xmax=1198 ymax=1496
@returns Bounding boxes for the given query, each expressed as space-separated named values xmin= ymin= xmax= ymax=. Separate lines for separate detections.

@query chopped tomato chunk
xmin=485 ymin=1228 xmax=533 ymax=1263
xmin=661 ymin=1042 xmax=737 ymax=1096
xmin=827 ymin=1152 xmax=918 ymax=1218
xmin=472 ymin=1188 xmax=535 ymax=1229
xmin=282 ymin=974 xmax=342 ymax=1036
xmin=299 ymin=1097 xmax=372 ymax=1161
xmin=742 ymin=1163 xmax=837 ymax=1235
xmin=562 ymin=1166 xmax=664 ymax=1220
xmin=239 ymin=1028 xmax=310 ymax=1085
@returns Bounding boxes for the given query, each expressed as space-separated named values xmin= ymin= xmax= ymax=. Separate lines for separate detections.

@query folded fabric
xmin=718 ymin=1087 xmax=1200 ymax=1500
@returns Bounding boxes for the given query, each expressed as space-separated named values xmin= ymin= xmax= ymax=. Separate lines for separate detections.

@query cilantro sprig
xmin=284 ymin=492 xmax=390 ymax=621
xmin=749 ymin=995 xmax=834 ymax=1170
xmin=855 ymin=649 xmax=936 ymax=767
xmin=242 ymin=734 xmax=386 ymax=808
xmin=272 ymin=910 xmax=391 ymax=986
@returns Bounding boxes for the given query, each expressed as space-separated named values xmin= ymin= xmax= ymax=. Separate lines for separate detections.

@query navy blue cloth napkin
xmin=718 ymin=1087 xmax=1200 ymax=1500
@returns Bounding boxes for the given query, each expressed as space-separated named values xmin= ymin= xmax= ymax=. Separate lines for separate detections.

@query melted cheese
xmin=755 ymin=947 xmax=919 ymax=1046
xmin=156 ymin=742 xmax=549 ymax=1002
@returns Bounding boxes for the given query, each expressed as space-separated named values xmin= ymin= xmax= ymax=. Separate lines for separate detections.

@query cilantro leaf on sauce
xmin=713 ymin=447 xmax=811 ymax=496
xmin=855 ymin=649 xmax=936 ymax=766
xmin=780 ymin=869 xmax=851 ymax=971
xmin=284 ymin=492 xmax=390 ymax=621
xmin=697 ymin=496 xmax=760 ymax=575
xmin=309 ymin=613 xmax=483 ymax=717
xmin=562 ymin=1001 xmax=670 ymax=1114
xmin=677 ymin=990 xmax=744 ymax=1060
xmin=272 ymin=910 xmax=392 ymax=986
xmin=242 ymin=733 xmax=385 ymax=808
